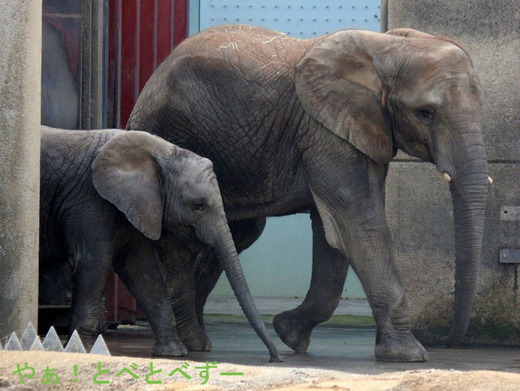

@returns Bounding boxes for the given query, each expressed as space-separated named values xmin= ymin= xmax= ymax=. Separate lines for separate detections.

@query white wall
xmin=213 ymin=214 xmax=366 ymax=298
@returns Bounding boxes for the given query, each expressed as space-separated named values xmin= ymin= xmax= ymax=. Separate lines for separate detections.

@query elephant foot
xmin=375 ymin=331 xmax=428 ymax=362
xmin=72 ymin=326 xmax=97 ymax=351
xmin=152 ymin=340 xmax=188 ymax=357
xmin=273 ymin=310 xmax=312 ymax=353
xmin=179 ymin=326 xmax=212 ymax=352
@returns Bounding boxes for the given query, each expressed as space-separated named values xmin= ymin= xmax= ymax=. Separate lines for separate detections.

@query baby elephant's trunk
xmin=213 ymin=223 xmax=282 ymax=362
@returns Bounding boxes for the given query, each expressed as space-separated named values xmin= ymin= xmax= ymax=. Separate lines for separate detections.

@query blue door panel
xmin=199 ymin=0 xmax=381 ymax=37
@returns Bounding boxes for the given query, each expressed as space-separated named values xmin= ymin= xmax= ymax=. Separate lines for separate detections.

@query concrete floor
xmin=103 ymin=297 xmax=520 ymax=376
xmin=204 ymin=297 xmax=373 ymax=316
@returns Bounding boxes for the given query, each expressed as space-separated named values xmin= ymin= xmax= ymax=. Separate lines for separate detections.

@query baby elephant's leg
xmin=158 ymin=239 xmax=211 ymax=351
xmin=68 ymin=249 xmax=113 ymax=349
xmin=114 ymin=239 xmax=187 ymax=357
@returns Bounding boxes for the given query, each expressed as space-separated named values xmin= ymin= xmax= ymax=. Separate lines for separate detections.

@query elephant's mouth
xmin=192 ymin=224 xmax=220 ymax=248
xmin=393 ymin=131 xmax=434 ymax=163
xmin=167 ymin=224 xmax=202 ymax=246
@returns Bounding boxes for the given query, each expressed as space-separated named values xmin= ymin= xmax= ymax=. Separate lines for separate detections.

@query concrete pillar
xmin=382 ymin=0 xmax=520 ymax=344
xmin=0 ymin=0 xmax=41 ymax=338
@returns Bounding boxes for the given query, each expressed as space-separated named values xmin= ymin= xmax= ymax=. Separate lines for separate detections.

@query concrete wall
xmin=383 ymin=0 xmax=520 ymax=344
xmin=0 ymin=0 xmax=41 ymax=338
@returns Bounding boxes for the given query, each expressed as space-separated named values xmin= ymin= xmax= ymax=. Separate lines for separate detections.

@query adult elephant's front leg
xmin=301 ymin=143 xmax=427 ymax=362
xmin=273 ymin=208 xmax=349 ymax=352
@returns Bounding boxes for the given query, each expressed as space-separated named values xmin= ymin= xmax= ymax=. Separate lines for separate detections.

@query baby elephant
xmin=40 ymin=126 xmax=280 ymax=361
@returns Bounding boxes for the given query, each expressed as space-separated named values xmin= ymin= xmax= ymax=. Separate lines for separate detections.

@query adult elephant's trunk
xmin=443 ymin=144 xmax=489 ymax=347
xmin=213 ymin=223 xmax=282 ymax=362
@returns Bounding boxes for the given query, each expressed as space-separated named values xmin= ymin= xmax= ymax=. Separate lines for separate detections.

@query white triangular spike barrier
xmin=64 ymin=330 xmax=87 ymax=353
xmin=30 ymin=336 xmax=44 ymax=351
xmin=4 ymin=324 xmax=104 ymax=355
xmin=20 ymin=321 xmax=38 ymax=350
xmin=4 ymin=332 xmax=22 ymax=351
xmin=42 ymin=326 xmax=64 ymax=352
xmin=90 ymin=334 xmax=111 ymax=356
xmin=42 ymin=326 xmax=63 ymax=352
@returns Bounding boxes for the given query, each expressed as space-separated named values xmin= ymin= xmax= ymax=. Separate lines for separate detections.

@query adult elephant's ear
xmin=295 ymin=30 xmax=393 ymax=164
xmin=92 ymin=131 xmax=175 ymax=240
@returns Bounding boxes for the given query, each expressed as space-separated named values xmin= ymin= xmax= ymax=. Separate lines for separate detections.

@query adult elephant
xmin=128 ymin=26 xmax=490 ymax=362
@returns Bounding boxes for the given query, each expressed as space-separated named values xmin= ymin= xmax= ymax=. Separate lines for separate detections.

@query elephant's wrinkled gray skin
xmin=39 ymin=126 xmax=281 ymax=362
xmin=128 ymin=26 xmax=490 ymax=362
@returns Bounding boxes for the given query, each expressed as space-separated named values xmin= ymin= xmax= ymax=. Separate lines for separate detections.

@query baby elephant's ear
xmin=92 ymin=131 xmax=175 ymax=240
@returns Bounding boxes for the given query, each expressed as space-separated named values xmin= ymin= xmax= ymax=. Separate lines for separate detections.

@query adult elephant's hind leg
xmin=273 ymin=208 xmax=349 ymax=353
xmin=193 ymin=248 xmax=221 ymax=330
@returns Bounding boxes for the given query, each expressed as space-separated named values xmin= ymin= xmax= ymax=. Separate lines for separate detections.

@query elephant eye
xmin=417 ymin=108 xmax=434 ymax=119
xmin=192 ymin=201 xmax=205 ymax=212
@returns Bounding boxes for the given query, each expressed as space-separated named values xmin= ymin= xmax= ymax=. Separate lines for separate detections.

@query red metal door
xmin=106 ymin=0 xmax=188 ymax=323
xmin=108 ymin=0 xmax=187 ymax=128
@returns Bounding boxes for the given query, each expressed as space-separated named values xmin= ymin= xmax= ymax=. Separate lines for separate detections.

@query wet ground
xmin=103 ymin=319 xmax=520 ymax=376
xmin=3 ymin=311 xmax=520 ymax=390
xmin=6 ymin=297 xmax=518 ymax=390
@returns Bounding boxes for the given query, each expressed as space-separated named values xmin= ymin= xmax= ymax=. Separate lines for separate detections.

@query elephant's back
xmin=130 ymin=24 xmax=311 ymax=140
xmin=40 ymin=127 xmax=120 ymax=240
xmin=142 ymin=24 xmax=312 ymax=96
xmin=128 ymin=25 xmax=313 ymax=216
xmin=173 ymin=24 xmax=311 ymax=64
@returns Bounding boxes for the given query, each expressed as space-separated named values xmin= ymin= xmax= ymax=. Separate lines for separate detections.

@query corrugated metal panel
xmin=108 ymin=0 xmax=187 ymax=129
xmin=105 ymin=0 xmax=188 ymax=323
xmin=199 ymin=0 xmax=381 ymax=36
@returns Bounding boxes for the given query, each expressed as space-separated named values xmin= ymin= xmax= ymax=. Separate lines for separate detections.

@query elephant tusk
xmin=488 ymin=176 xmax=493 ymax=185
xmin=443 ymin=173 xmax=452 ymax=183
